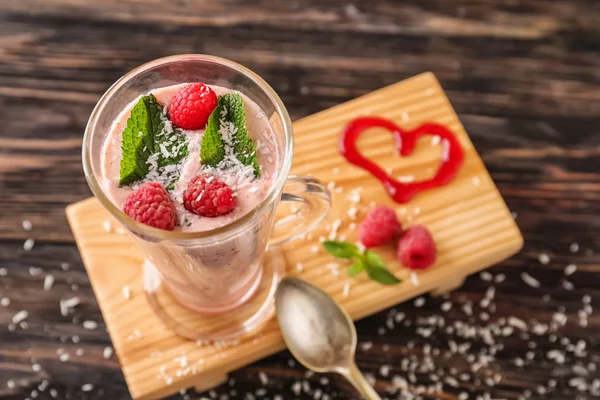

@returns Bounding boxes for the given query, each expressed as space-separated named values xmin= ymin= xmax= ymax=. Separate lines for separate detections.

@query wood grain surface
xmin=0 ymin=1 xmax=599 ymax=399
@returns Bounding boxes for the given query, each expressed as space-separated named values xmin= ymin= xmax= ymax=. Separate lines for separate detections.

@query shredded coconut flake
xmin=22 ymin=220 xmax=32 ymax=231
xmin=12 ymin=310 xmax=28 ymax=324
xmin=83 ymin=320 xmax=98 ymax=330
xmin=521 ymin=272 xmax=541 ymax=288
xmin=43 ymin=274 xmax=54 ymax=291
xmin=24 ymin=239 xmax=35 ymax=251
xmin=122 ymin=285 xmax=131 ymax=300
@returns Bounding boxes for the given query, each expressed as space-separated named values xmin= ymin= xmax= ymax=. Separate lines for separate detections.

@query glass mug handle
xmin=268 ymin=175 xmax=331 ymax=248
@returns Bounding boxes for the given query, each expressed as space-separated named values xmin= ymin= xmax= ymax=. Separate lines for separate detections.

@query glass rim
xmin=82 ymin=54 xmax=294 ymax=241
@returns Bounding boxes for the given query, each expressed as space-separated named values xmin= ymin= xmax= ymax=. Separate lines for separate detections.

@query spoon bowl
xmin=275 ymin=277 xmax=381 ymax=400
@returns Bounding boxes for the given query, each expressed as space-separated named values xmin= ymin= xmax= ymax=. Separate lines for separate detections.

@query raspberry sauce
xmin=339 ymin=117 xmax=464 ymax=203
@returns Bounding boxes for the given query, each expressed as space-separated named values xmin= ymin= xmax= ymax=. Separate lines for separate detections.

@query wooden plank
xmin=66 ymin=73 xmax=522 ymax=400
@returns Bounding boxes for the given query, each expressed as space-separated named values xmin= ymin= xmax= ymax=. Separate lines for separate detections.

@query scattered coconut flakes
xmin=12 ymin=310 xmax=28 ymax=324
xmin=332 ymin=167 xmax=340 ymax=175
xmin=360 ymin=341 xmax=373 ymax=351
xmin=291 ymin=382 xmax=301 ymax=395
xmin=310 ymin=245 xmax=320 ymax=253
xmin=521 ymin=272 xmax=541 ymax=288
xmin=511 ymin=211 xmax=518 ymax=219
xmin=59 ymin=353 xmax=70 ymax=362
xmin=410 ymin=272 xmax=419 ymax=286
xmin=562 ymin=280 xmax=575 ymax=291
xmin=347 ymin=206 xmax=358 ymax=220
xmin=379 ymin=365 xmax=391 ymax=377
xmin=343 ymin=282 xmax=350 ymax=298
xmin=472 ymin=176 xmax=480 ymax=185
xmin=23 ymin=238 xmax=35 ymax=251
xmin=397 ymin=176 xmax=415 ymax=183
xmin=441 ymin=302 xmax=452 ymax=312
xmin=1 ymin=297 xmax=10 ymax=307
xmin=430 ymin=135 xmax=441 ymax=146
xmin=401 ymin=111 xmax=410 ymax=121
xmin=60 ymin=297 xmax=80 ymax=316
xmin=326 ymin=263 xmax=340 ymax=276
xmin=7 ymin=380 xmax=15 ymax=389
xmin=0 ymin=268 xmax=6 ymax=276
xmin=122 ymin=285 xmax=131 ymax=300
xmin=102 ymin=346 xmax=113 ymax=360
xmin=564 ymin=264 xmax=577 ymax=276
xmin=102 ymin=221 xmax=112 ymax=233
xmin=43 ymin=274 xmax=54 ymax=291
xmin=83 ymin=321 xmax=98 ymax=330
xmin=480 ymin=271 xmax=493 ymax=281
xmin=570 ymin=242 xmax=579 ymax=253
xmin=258 ymin=371 xmax=268 ymax=385
xmin=29 ymin=267 xmax=43 ymax=276
xmin=508 ymin=316 xmax=528 ymax=331
xmin=414 ymin=297 xmax=425 ymax=307
xmin=81 ymin=383 xmax=93 ymax=392
xmin=538 ymin=253 xmax=550 ymax=265
xmin=32 ymin=363 xmax=42 ymax=372
xmin=22 ymin=220 xmax=33 ymax=231
xmin=61 ymin=263 xmax=70 ymax=271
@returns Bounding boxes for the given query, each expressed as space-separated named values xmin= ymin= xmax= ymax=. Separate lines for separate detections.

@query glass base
xmin=143 ymin=248 xmax=285 ymax=342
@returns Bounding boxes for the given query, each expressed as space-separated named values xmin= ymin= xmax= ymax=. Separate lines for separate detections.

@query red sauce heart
xmin=339 ymin=117 xmax=464 ymax=203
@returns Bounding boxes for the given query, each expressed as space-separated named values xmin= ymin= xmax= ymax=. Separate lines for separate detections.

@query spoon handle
xmin=341 ymin=361 xmax=382 ymax=400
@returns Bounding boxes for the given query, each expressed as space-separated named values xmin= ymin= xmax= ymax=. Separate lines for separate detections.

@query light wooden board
xmin=66 ymin=72 xmax=523 ymax=400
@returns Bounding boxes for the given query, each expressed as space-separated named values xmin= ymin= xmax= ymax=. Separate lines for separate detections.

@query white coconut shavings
xmin=521 ymin=272 xmax=541 ymax=288
xmin=60 ymin=297 xmax=80 ymax=316
xmin=570 ymin=242 xmax=579 ymax=253
xmin=83 ymin=321 xmax=98 ymax=330
xmin=538 ymin=253 xmax=551 ymax=265
xmin=43 ymin=274 xmax=54 ymax=291
xmin=24 ymin=239 xmax=35 ymax=251
xmin=102 ymin=347 xmax=113 ymax=360
xmin=22 ymin=220 xmax=32 ymax=231
xmin=122 ymin=285 xmax=131 ymax=300
xmin=12 ymin=310 xmax=28 ymax=324
xmin=343 ymin=282 xmax=351 ymax=298
xmin=564 ymin=264 xmax=577 ymax=276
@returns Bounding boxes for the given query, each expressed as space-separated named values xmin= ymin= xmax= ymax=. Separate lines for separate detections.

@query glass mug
xmin=83 ymin=55 xmax=331 ymax=338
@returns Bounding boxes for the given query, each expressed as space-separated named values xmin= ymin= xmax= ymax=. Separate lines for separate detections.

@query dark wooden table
xmin=1 ymin=1 xmax=599 ymax=399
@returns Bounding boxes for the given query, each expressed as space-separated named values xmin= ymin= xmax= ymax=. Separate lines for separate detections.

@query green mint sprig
xmin=200 ymin=93 xmax=260 ymax=176
xmin=119 ymin=94 xmax=188 ymax=188
xmin=322 ymin=241 xmax=401 ymax=285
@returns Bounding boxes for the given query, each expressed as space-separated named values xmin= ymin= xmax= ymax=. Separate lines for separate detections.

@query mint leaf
xmin=365 ymin=250 xmax=385 ymax=269
xmin=322 ymin=241 xmax=360 ymax=259
xmin=348 ymin=258 xmax=367 ymax=276
xmin=119 ymin=96 xmax=156 ymax=186
xmin=366 ymin=266 xmax=401 ymax=285
xmin=200 ymin=101 xmax=225 ymax=168
xmin=221 ymin=94 xmax=260 ymax=176
xmin=119 ymin=94 xmax=188 ymax=188
xmin=200 ymin=94 xmax=260 ymax=176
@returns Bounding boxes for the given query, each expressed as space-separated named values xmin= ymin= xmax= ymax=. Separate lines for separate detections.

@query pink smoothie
xmin=101 ymin=84 xmax=279 ymax=232
xmin=99 ymin=83 xmax=281 ymax=314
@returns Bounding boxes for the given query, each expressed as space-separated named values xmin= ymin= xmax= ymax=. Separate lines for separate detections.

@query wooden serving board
xmin=66 ymin=72 xmax=523 ymax=400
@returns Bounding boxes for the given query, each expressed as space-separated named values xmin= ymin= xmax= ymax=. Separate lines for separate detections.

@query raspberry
xmin=397 ymin=225 xmax=437 ymax=270
xmin=123 ymin=182 xmax=176 ymax=230
xmin=169 ymin=83 xmax=218 ymax=130
xmin=183 ymin=175 xmax=237 ymax=217
xmin=358 ymin=205 xmax=402 ymax=248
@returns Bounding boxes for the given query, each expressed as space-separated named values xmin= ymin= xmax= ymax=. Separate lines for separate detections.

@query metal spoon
xmin=275 ymin=277 xmax=382 ymax=400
